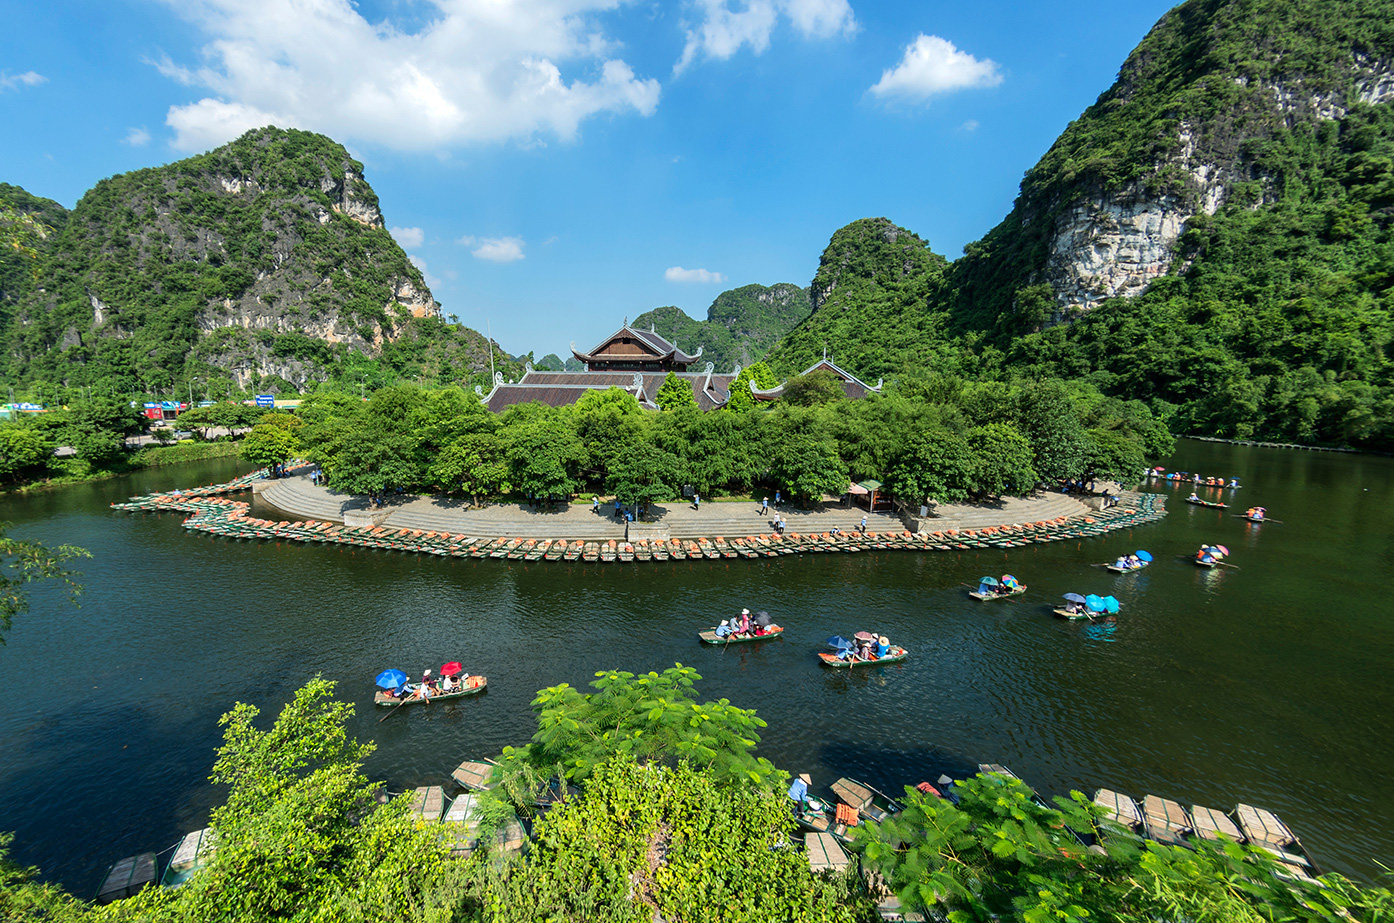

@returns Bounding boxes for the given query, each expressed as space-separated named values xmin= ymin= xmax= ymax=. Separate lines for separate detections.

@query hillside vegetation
xmin=631 ymin=282 xmax=811 ymax=372
xmin=768 ymin=0 xmax=1394 ymax=450
xmin=2 ymin=129 xmax=514 ymax=399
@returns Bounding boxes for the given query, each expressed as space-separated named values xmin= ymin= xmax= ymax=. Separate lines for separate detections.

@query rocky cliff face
xmin=7 ymin=127 xmax=449 ymax=390
xmin=949 ymin=0 xmax=1394 ymax=333
xmin=1042 ymin=54 xmax=1394 ymax=315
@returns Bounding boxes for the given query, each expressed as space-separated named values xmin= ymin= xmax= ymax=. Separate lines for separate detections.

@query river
xmin=1 ymin=441 xmax=1391 ymax=895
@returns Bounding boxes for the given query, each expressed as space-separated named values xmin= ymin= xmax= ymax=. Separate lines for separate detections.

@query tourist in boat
xmin=1127 ymin=554 xmax=1141 ymax=568
xmin=876 ymin=635 xmax=890 ymax=657
xmin=1229 ymin=478 xmax=1241 ymax=488
xmin=440 ymin=673 xmax=456 ymax=694
xmin=1188 ymin=491 xmax=1200 ymax=502
xmin=737 ymin=609 xmax=752 ymax=635
xmin=715 ymin=619 xmax=732 ymax=638
xmin=1115 ymin=555 xmax=1129 ymax=569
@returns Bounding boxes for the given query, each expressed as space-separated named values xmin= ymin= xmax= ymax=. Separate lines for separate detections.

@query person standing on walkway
xmin=693 ymin=492 xmax=700 ymax=511
xmin=860 ymin=515 xmax=867 ymax=533
xmin=761 ymin=497 xmax=769 ymax=515
xmin=615 ymin=499 xmax=622 ymax=518
xmin=593 ymin=495 xmax=600 ymax=513
xmin=774 ymin=490 xmax=781 ymax=506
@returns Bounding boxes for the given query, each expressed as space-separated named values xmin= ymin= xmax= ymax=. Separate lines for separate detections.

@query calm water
xmin=1 ymin=442 xmax=1391 ymax=894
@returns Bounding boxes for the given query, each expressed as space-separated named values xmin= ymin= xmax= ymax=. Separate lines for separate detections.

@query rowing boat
xmin=698 ymin=625 xmax=784 ymax=644
xmin=1053 ymin=607 xmax=1093 ymax=620
xmin=969 ymin=585 xmax=1027 ymax=601
xmin=1235 ymin=803 xmax=1318 ymax=876
xmin=1104 ymin=562 xmax=1149 ymax=574
xmin=1185 ymin=497 xmax=1228 ymax=508
xmin=817 ymin=646 xmax=907 ymax=667
xmin=375 ymin=674 xmax=488 ymax=705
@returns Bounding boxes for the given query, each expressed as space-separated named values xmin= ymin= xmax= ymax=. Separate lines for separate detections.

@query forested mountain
xmin=2 ymin=128 xmax=512 ymax=397
xmin=631 ymin=282 xmax=811 ymax=372
xmin=770 ymin=0 xmax=1394 ymax=449
xmin=0 ymin=183 xmax=68 ymax=315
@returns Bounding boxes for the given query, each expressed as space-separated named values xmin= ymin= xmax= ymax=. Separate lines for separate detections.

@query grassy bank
xmin=1 ymin=440 xmax=243 ymax=494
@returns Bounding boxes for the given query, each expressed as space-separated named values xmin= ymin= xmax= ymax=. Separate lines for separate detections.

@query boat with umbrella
xmin=817 ymin=633 xmax=907 ymax=667
xmin=1193 ymin=544 xmax=1229 ymax=567
xmin=698 ymin=610 xmax=784 ymax=644
xmin=374 ymin=662 xmax=488 ymax=705
xmin=1054 ymin=593 xmax=1120 ymax=620
xmin=1105 ymin=550 xmax=1152 ymax=573
xmin=968 ymin=574 xmax=1027 ymax=600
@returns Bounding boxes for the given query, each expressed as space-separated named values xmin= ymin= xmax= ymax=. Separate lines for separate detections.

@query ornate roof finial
xmin=691 ymin=345 xmax=703 ymax=359
xmin=730 ymin=364 xmax=742 ymax=378
xmin=474 ymin=384 xmax=483 ymax=396
xmin=524 ymin=360 xmax=533 ymax=374
xmin=632 ymin=372 xmax=644 ymax=392
xmin=623 ymin=315 xmax=628 ymax=327
xmin=494 ymin=371 xmax=504 ymax=387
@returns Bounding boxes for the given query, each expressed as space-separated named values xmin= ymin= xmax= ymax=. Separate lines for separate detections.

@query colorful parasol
xmin=375 ymin=669 xmax=407 ymax=689
xmin=440 ymin=662 xmax=463 ymax=676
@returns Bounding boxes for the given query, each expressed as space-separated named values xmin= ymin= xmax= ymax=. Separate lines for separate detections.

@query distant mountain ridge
xmin=631 ymin=282 xmax=811 ymax=372
xmin=3 ymin=128 xmax=507 ymax=394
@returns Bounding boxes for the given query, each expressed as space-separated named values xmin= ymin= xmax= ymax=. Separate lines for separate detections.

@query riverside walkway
xmin=113 ymin=467 xmax=1165 ymax=562
xmin=257 ymin=473 xmax=1100 ymax=541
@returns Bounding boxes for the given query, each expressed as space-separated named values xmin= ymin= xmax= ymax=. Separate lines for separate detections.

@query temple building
xmin=750 ymin=357 xmax=883 ymax=402
xmin=477 ymin=324 xmax=881 ymax=412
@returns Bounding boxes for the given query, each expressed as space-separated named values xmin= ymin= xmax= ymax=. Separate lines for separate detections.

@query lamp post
xmin=188 ymin=377 xmax=203 ymax=408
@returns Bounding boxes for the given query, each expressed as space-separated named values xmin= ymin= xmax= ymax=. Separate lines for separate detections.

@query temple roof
xmin=571 ymin=323 xmax=703 ymax=367
xmin=749 ymin=358 xmax=883 ymax=401
xmin=480 ymin=366 xmax=738 ymax=412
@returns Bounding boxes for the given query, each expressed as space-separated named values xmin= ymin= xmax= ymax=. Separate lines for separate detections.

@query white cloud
xmin=156 ymin=0 xmax=662 ymax=153
xmin=675 ymin=0 xmax=855 ymax=74
xmin=665 ymin=266 xmax=726 ymax=283
xmin=0 ymin=70 xmax=46 ymax=92
xmin=959 ymin=119 xmax=980 ymax=132
xmin=870 ymin=34 xmax=1002 ymax=103
xmin=408 ymin=254 xmax=441 ymax=288
xmin=459 ymin=235 xmax=526 ymax=263
xmin=390 ymin=226 xmax=425 ymax=249
xmin=123 ymin=127 xmax=152 ymax=147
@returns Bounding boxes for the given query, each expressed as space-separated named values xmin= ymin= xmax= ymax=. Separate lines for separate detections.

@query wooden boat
xmin=698 ymin=625 xmax=784 ymax=644
xmin=1184 ymin=497 xmax=1228 ymax=509
xmin=805 ymin=831 xmax=850 ymax=873
xmin=160 ymin=827 xmax=216 ymax=888
xmin=818 ymin=646 xmax=907 ymax=667
xmin=582 ymin=543 xmax=599 ymax=562
xmin=1053 ymin=606 xmax=1093 ymax=620
xmin=969 ymin=585 xmax=1027 ymax=601
xmin=451 ymin=757 xmax=500 ymax=791
xmin=1141 ymin=794 xmax=1191 ymax=847
xmin=1189 ymin=804 xmax=1242 ymax=842
xmin=1193 ymin=557 xmax=1218 ymax=568
xmin=831 ymin=777 xmax=902 ymax=823
xmin=97 ymin=853 xmax=157 ymax=904
xmin=1235 ymin=803 xmax=1317 ymax=875
xmin=374 ymin=674 xmax=488 ymax=705
xmin=407 ymin=785 xmax=446 ymax=822
xmin=1093 ymin=789 xmax=1142 ymax=831
xmin=1104 ymin=561 xmax=1149 ymax=574
xmin=442 ymin=793 xmax=526 ymax=858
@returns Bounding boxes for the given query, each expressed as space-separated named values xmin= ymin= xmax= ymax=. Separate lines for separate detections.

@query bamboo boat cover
xmin=831 ymin=778 xmax=872 ymax=811
xmin=408 ymin=786 xmax=446 ymax=822
xmin=1235 ymin=803 xmax=1297 ymax=847
xmin=1190 ymin=805 xmax=1242 ymax=841
xmin=1093 ymin=789 xmax=1142 ymax=827
xmin=1142 ymin=795 xmax=1191 ymax=845
xmin=97 ymin=853 xmax=156 ymax=903
xmin=806 ymin=832 xmax=850 ymax=872
xmin=451 ymin=759 xmax=499 ymax=791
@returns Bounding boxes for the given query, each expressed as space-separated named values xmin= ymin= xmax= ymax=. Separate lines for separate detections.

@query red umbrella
xmin=440 ymin=662 xmax=463 ymax=676
xmin=1215 ymin=544 xmax=1230 ymax=556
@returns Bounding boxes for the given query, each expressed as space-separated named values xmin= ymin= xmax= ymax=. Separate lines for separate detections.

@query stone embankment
xmin=113 ymin=469 xmax=1167 ymax=563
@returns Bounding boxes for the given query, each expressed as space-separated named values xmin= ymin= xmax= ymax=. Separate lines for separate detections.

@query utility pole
xmin=487 ymin=319 xmax=495 ymax=384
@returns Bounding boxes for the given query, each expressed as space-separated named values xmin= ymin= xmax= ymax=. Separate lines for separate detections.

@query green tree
xmin=725 ymin=362 xmax=778 ymax=412
xmin=1086 ymin=427 xmax=1146 ymax=482
xmin=504 ymin=664 xmax=778 ymax=789
xmin=781 ymin=370 xmax=846 ymax=406
xmin=655 ymin=372 xmax=697 ymax=411
xmin=1014 ymin=381 xmax=1090 ymax=482
xmin=607 ymin=441 xmax=684 ymax=509
xmin=239 ymin=423 xmax=300 ymax=468
xmin=428 ymin=431 xmax=511 ymax=505
xmin=774 ymin=435 xmax=847 ymax=503
xmin=0 ymin=831 xmax=85 ymax=921
xmin=0 ymin=524 xmax=90 ymax=644
xmin=492 ymin=754 xmax=859 ymax=923
xmin=965 ymin=423 xmax=1038 ymax=497
xmin=506 ymin=420 xmax=582 ymax=502
xmin=0 ymin=425 xmax=54 ymax=483
xmin=890 ymin=428 xmax=977 ymax=505
xmin=117 ymin=677 xmax=450 ymax=922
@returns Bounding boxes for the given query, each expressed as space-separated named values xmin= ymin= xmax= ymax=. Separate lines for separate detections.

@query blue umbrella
xmin=1063 ymin=593 xmax=1087 ymax=604
xmin=826 ymin=636 xmax=854 ymax=651
xmin=376 ymin=668 xmax=408 ymax=689
xmin=978 ymin=576 xmax=1000 ymax=586
xmin=1085 ymin=594 xmax=1106 ymax=613
xmin=1135 ymin=550 xmax=1153 ymax=562
xmin=1102 ymin=595 xmax=1121 ymax=614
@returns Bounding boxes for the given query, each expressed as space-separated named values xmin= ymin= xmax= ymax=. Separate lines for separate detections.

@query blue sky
xmin=1 ymin=0 xmax=1177 ymax=362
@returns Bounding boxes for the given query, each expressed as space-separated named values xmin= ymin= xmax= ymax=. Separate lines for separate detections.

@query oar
xmin=378 ymin=689 xmax=419 ymax=723
xmin=1217 ymin=561 xmax=1240 ymax=569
